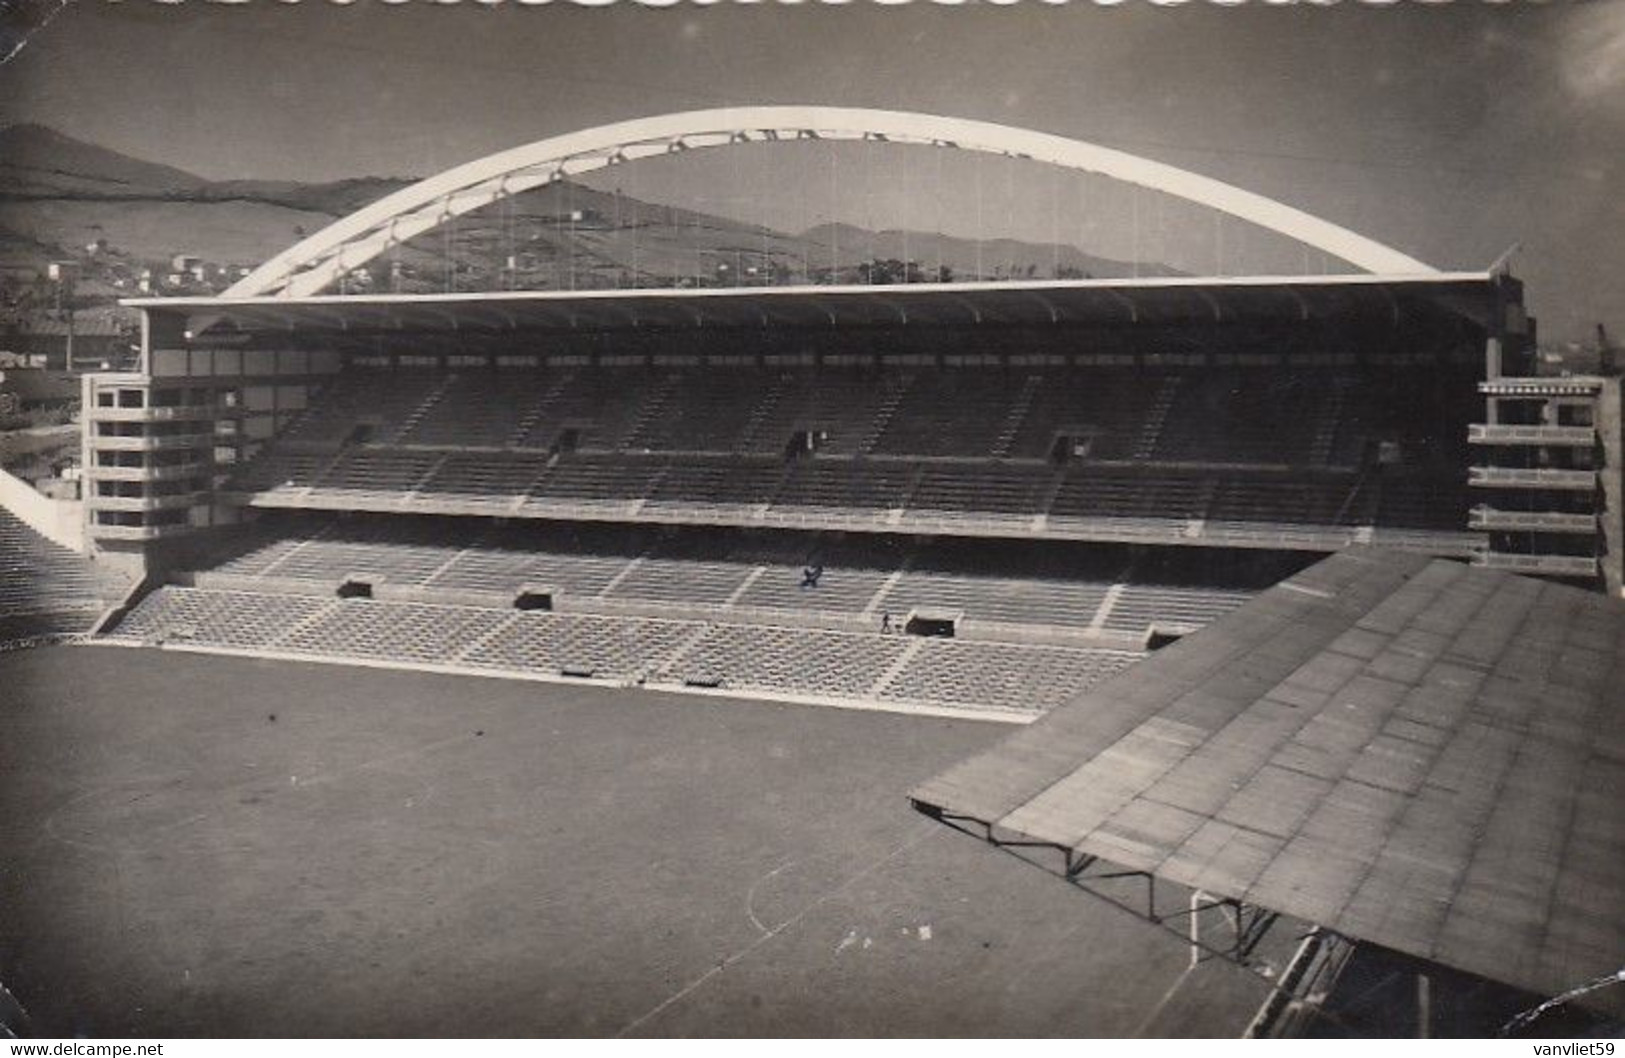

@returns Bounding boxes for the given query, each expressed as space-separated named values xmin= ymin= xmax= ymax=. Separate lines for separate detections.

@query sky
xmin=2 ymin=0 xmax=1622 ymax=340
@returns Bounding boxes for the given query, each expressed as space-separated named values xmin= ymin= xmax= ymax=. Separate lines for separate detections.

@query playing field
xmin=0 ymin=645 xmax=1275 ymax=1037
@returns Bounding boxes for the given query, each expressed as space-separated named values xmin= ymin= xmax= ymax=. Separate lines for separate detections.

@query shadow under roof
xmin=911 ymin=548 xmax=1625 ymax=1014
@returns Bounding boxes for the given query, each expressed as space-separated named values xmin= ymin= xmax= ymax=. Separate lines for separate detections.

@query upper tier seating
xmin=226 ymin=365 xmax=1481 ymax=551
xmin=869 ymin=373 xmax=1023 ymax=458
xmin=264 ymin=366 xmax=1464 ymax=469
xmin=283 ymin=371 xmax=443 ymax=445
xmin=1151 ymin=373 xmax=1327 ymax=465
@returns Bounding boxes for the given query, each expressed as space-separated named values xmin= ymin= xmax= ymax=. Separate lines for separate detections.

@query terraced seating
xmin=1151 ymin=374 xmax=1325 ymax=465
xmin=625 ymin=372 xmax=775 ymax=452
xmin=642 ymin=459 xmax=783 ymax=512
xmin=735 ymin=372 xmax=905 ymax=457
xmin=103 ymin=577 xmax=1245 ymax=717
xmin=399 ymin=371 xmax=555 ymax=448
xmin=663 ymin=623 xmax=908 ymax=698
xmin=518 ymin=371 xmax=661 ymax=451
xmin=112 ymin=586 xmax=331 ymax=649
xmin=1375 ymin=472 xmax=1471 ymax=530
xmin=1 ymin=509 xmax=125 ymax=613
xmin=418 ymin=451 xmax=548 ymax=508
xmin=731 ymin=563 xmax=889 ymax=615
xmin=283 ymin=371 xmax=442 ymax=445
xmin=462 ymin=611 xmax=695 ymax=680
xmin=282 ymin=599 xmax=505 ymax=663
xmin=876 ymin=571 xmax=1110 ymax=629
xmin=1048 ymin=467 xmax=1209 ymax=527
xmin=207 ymin=523 xmax=327 ymax=577
xmin=268 ymin=530 xmax=449 ymax=586
xmin=879 ymin=640 xmax=1139 ymax=714
xmin=0 ymin=509 xmax=128 ymax=647
xmin=0 ymin=609 xmax=104 ymax=649
xmin=426 ymin=546 xmax=634 ymax=598
xmin=522 ymin=455 xmax=661 ymax=509
xmin=769 ymin=460 xmax=914 ymax=520
xmin=1205 ymin=475 xmax=1371 ymax=527
xmin=1004 ymin=373 xmax=1165 ymax=461
xmin=230 ymin=448 xmax=332 ymax=495
xmin=606 ymin=558 xmax=754 ymax=607
xmin=316 ymin=449 xmax=443 ymax=498
xmin=869 ymin=372 xmax=1019 ymax=458
xmin=1100 ymin=584 xmax=1252 ymax=635
xmin=905 ymin=465 xmax=1052 ymax=524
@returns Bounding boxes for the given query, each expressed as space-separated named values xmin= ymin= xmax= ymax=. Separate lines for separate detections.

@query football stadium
xmin=2 ymin=107 xmax=1622 ymax=1038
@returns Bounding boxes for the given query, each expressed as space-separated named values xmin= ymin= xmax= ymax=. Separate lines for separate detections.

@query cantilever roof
xmin=912 ymin=548 xmax=1625 ymax=1012
xmin=123 ymin=272 xmax=1503 ymax=336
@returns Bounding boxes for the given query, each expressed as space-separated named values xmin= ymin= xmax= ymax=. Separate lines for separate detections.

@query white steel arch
xmin=228 ymin=106 xmax=1435 ymax=299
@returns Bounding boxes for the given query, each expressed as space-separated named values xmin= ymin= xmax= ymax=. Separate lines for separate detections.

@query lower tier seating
xmin=879 ymin=640 xmax=1139 ymax=714
xmin=189 ymin=514 xmax=1271 ymax=638
xmin=106 ymin=585 xmax=1145 ymax=718
xmin=0 ymin=508 xmax=131 ymax=649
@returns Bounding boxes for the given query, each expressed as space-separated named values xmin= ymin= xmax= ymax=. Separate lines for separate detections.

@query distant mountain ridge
xmin=0 ymin=123 xmax=1170 ymax=304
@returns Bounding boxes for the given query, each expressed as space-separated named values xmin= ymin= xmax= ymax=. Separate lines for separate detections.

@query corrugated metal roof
xmin=121 ymin=273 xmax=1501 ymax=337
xmin=912 ymin=548 xmax=1625 ymax=1013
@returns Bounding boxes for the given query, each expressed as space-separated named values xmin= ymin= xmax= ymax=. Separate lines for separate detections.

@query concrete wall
xmin=1598 ymin=377 xmax=1623 ymax=599
xmin=0 ymin=466 xmax=84 ymax=551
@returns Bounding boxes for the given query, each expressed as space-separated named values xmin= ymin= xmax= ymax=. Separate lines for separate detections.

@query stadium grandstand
xmin=78 ymin=270 xmax=1565 ymax=720
xmin=5 ymin=107 xmax=1622 ymax=1036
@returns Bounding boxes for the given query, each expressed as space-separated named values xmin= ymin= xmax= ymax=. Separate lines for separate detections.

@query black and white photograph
xmin=0 ymin=0 xmax=1622 ymax=1042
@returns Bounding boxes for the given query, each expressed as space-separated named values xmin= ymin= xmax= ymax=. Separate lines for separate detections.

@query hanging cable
xmin=901 ymin=146 xmax=910 ymax=284
xmin=1006 ymin=151 xmax=1015 ymax=281
xmin=934 ymin=143 xmax=944 ymax=283
xmin=974 ymin=151 xmax=984 ymax=281
xmin=1051 ymin=163 xmax=1059 ymax=279
xmin=1131 ymin=184 xmax=1140 ymax=280
xmin=866 ymin=134 xmax=876 ymax=284
xmin=830 ymin=143 xmax=839 ymax=283
xmin=628 ymin=148 xmax=639 ymax=287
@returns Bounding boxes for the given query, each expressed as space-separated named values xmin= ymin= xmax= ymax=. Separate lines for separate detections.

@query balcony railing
xmin=92 ymin=432 xmax=217 ymax=452
xmin=1471 ymin=552 xmax=1598 ymax=577
xmin=89 ymin=521 xmax=195 ymax=541
xmin=1467 ymin=424 xmax=1595 ymax=447
xmin=88 ymin=461 xmax=213 ymax=482
xmin=1468 ymin=466 xmax=1597 ymax=491
xmin=91 ymin=405 xmax=217 ymax=423
xmin=1479 ymin=377 xmax=1603 ymax=397
xmin=1468 ymin=507 xmax=1597 ymax=533
xmin=90 ymin=494 xmax=200 ymax=512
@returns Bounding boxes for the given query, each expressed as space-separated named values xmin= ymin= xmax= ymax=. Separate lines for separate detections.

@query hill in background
xmin=1 ymin=124 xmax=1164 ymax=316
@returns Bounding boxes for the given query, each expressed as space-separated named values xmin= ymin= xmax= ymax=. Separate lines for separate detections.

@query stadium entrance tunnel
xmin=905 ymin=610 xmax=959 ymax=638
xmin=785 ymin=429 xmax=828 ymax=459
xmin=1050 ymin=432 xmax=1093 ymax=463
xmin=513 ymin=588 xmax=554 ymax=612
xmin=337 ymin=578 xmax=374 ymax=600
